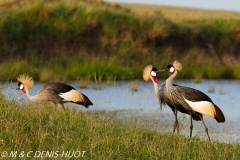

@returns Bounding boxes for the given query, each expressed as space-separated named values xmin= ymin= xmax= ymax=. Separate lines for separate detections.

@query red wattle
xmin=153 ymin=77 xmax=158 ymax=83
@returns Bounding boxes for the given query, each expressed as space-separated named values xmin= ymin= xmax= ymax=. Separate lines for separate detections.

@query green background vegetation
xmin=0 ymin=0 xmax=240 ymax=82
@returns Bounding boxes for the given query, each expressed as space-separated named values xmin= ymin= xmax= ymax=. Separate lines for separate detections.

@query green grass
xmin=1 ymin=48 xmax=240 ymax=82
xmin=0 ymin=57 xmax=140 ymax=82
xmin=0 ymin=93 xmax=239 ymax=159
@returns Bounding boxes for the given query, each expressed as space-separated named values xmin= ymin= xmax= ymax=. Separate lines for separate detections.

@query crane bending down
xmin=143 ymin=61 xmax=225 ymax=141
xmin=16 ymin=74 xmax=93 ymax=109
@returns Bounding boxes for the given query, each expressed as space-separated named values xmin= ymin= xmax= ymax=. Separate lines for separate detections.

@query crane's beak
xmin=157 ymin=69 xmax=168 ymax=73
xmin=16 ymin=87 xmax=20 ymax=90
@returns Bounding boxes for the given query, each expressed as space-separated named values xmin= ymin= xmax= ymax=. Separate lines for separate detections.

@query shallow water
xmin=2 ymin=79 xmax=240 ymax=143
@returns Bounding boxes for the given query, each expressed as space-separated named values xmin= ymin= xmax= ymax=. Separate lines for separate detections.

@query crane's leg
xmin=189 ymin=113 xmax=193 ymax=138
xmin=60 ymin=103 xmax=65 ymax=110
xmin=172 ymin=109 xmax=180 ymax=135
xmin=199 ymin=116 xmax=211 ymax=142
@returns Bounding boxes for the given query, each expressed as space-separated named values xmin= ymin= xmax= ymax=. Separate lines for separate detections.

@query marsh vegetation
xmin=0 ymin=0 xmax=240 ymax=82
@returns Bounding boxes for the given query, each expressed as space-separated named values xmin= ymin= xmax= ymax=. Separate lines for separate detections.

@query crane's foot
xmin=199 ymin=115 xmax=211 ymax=142
xmin=205 ymin=128 xmax=211 ymax=142
xmin=61 ymin=104 xmax=66 ymax=110
xmin=190 ymin=125 xmax=193 ymax=138
xmin=173 ymin=122 xmax=180 ymax=135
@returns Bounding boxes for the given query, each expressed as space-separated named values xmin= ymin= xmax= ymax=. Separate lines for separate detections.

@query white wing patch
xmin=183 ymin=97 xmax=216 ymax=118
xmin=59 ymin=89 xmax=84 ymax=102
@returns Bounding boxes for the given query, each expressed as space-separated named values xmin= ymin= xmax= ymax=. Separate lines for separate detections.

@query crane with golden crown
xmin=17 ymin=74 xmax=93 ymax=109
xmin=143 ymin=61 xmax=225 ymax=141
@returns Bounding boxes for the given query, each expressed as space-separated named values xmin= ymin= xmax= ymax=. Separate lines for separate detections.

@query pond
xmin=2 ymin=79 xmax=240 ymax=143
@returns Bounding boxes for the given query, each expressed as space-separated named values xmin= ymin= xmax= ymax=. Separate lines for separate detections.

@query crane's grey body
xmin=17 ymin=75 xmax=93 ymax=109
xmin=27 ymin=83 xmax=65 ymax=104
xmin=163 ymin=83 xmax=206 ymax=119
xmin=160 ymin=64 xmax=225 ymax=141
xmin=27 ymin=82 xmax=92 ymax=108
xmin=158 ymin=82 xmax=201 ymax=134
xmin=30 ymin=83 xmax=73 ymax=102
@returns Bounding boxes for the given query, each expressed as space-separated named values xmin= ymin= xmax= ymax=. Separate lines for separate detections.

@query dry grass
xmin=208 ymin=83 xmax=215 ymax=93
xmin=130 ymin=80 xmax=139 ymax=92
xmin=114 ymin=3 xmax=240 ymax=22
xmin=78 ymin=78 xmax=90 ymax=89
xmin=219 ymin=87 xmax=225 ymax=94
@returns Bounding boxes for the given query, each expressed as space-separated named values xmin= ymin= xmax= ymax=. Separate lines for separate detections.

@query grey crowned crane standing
xmin=143 ymin=61 xmax=225 ymax=141
xmin=143 ymin=65 xmax=185 ymax=135
xmin=16 ymin=74 xmax=93 ymax=109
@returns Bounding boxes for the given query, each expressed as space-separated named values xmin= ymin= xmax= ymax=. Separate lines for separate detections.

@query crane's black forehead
xmin=152 ymin=68 xmax=158 ymax=71
xmin=167 ymin=65 xmax=173 ymax=69
xmin=18 ymin=82 xmax=22 ymax=86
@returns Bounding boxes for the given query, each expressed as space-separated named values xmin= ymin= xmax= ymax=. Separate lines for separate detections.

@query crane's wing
xmin=177 ymin=86 xmax=213 ymax=103
xmin=39 ymin=82 xmax=93 ymax=107
xmin=47 ymin=82 xmax=76 ymax=94
xmin=176 ymin=86 xmax=225 ymax=122
xmin=36 ymin=82 xmax=76 ymax=100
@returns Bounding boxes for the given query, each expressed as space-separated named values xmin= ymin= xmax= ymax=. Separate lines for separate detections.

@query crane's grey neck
xmin=25 ymin=88 xmax=42 ymax=103
xmin=153 ymin=82 xmax=160 ymax=97
xmin=152 ymin=80 xmax=162 ymax=110
xmin=166 ymin=70 xmax=177 ymax=94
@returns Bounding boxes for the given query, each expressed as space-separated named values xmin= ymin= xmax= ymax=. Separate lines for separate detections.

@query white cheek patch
xmin=183 ymin=97 xmax=216 ymax=118
xmin=20 ymin=84 xmax=24 ymax=90
xmin=170 ymin=67 xmax=175 ymax=73
xmin=150 ymin=71 xmax=156 ymax=77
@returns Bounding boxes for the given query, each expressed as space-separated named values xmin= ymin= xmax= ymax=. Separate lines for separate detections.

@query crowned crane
xmin=16 ymin=74 xmax=93 ymax=109
xmin=143 ymin=61 xmax=225 ymax=141
xmin=143 ymin=65 xmax=195 ymax=135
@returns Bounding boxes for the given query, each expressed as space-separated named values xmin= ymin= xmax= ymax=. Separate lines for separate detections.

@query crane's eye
xmin=169 ymin=67 xmax=175 ymax=73
xmin=19 ymin=84 xmax=24 ymax=90
xmin=150 ymin=71 xmax=156 ymax=77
